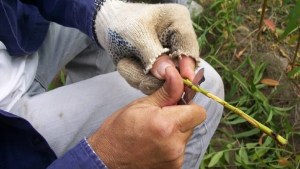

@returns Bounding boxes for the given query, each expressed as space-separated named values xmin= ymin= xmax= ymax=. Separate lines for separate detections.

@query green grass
xmin=193 ymin=0 xmax=299 ymax=168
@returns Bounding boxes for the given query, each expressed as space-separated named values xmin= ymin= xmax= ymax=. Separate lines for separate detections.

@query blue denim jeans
xmin=11 ymin=21 xmax=224 ymax=169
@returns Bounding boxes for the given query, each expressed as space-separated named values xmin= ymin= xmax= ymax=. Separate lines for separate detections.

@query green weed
xmin=194 ymin=0 xmax=299 ymax=168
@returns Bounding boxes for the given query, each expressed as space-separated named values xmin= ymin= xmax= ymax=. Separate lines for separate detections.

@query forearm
xmin=47 ymin=138 xmax=108 ymax=169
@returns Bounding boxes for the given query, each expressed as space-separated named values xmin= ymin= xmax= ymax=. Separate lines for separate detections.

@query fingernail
xmin=155 ymin=62 xmax=173 ymax=79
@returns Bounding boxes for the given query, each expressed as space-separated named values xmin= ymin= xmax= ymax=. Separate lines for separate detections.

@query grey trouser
xmin=11 ymin=22 xmax=224 ymax=169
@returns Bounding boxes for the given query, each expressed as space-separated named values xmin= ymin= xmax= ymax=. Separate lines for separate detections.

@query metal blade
xmin=180 ymin=68 xmax=205 ymax=104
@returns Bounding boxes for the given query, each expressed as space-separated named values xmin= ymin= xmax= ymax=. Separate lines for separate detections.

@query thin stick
xmin=257 ymin=0 xmax=267 ymax=40
xmin=291 ymin=29 xmax=300 ymax=69
xmin=183 ymin=79 xmax=288 ymax=145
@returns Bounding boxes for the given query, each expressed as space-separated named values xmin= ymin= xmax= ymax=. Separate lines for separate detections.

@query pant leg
xmin=182 ymin=60 xmax=224 ymax=169
xmin=27 ymin=22 xmax=115 ymax=96
xmin=26 ymin=22 xmax=93 ymax=96
xmin=11 ymin=59 xmax=224 ymax=168
xmin=12 ymin=71 xmax=144 ymax=156
xmin=65 ymin=42 xmax=115 ymax=84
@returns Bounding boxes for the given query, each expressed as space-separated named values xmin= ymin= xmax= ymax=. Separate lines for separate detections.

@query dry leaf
xmin=278 ymin=157 xmax=289 ymax=166
xmin=223 ymin=29 xmax=228 ymax=40
xmin=262 ymin=26 xmax=268 ymax=33
xmin=264 ymin=19 xmax=276 ymax=32
xmin=279 ymin=48 xmax=291 ymax=61
xmin=261 ymin=78 xmax=279 ymax=87
xmin=270 ymin=44 xmax=277 ymax=50
xmin=258 ymin=133 xmax=267 ymax=145
xmin=286 ymin=64 xmax=292 ymax=73
xmin=287 ymin=34 xmax=299 ymax=44
xmin=244 ymin=15 xmax=256 ymax=23
xmin=257 ymin=8 xmax=268 ymax=14
xmin=275 ymin=28 xmax=284 ymax=38
xmin=235 ymin=47 xmax=247 ymax=60
xmin=236 ymin=25 xmax=250 ymax=33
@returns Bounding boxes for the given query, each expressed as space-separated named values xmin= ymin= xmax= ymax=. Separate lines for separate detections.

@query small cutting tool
xmin=179 ymin=68 xmax=205 ymax=105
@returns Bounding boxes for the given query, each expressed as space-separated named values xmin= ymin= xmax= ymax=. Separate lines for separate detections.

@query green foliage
xmin=194 ymin=0 xmax=299 ymax=168
xmin=48 ymin=70 xmax=66 ymax=90
xmin=287 ymin=66 xmax=300 ymax=79
xmin=60 ymin=70 xmax=66 ymax=85
xmin=281 ymin=0 xmax=300 ymax=38
xmin=193 ymin=0 xmax=240 ymax=54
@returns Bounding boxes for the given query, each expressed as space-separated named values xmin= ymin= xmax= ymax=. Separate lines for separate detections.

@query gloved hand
xmin=94 ymin=0 xmax=200 ymax=94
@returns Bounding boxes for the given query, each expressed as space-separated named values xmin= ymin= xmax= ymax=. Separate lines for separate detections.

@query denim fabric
xmin=0 ymin=0 xmax=95 ymax=56
xmin=0 ymin=107 xmax=108 ymax=168
xmin=0 ymin=109 xmax=56 ymax=169
xmin=48 ymin=138 xmax=108 ymax=169
xmin=0 ymin=0 xmax=49 ymax=56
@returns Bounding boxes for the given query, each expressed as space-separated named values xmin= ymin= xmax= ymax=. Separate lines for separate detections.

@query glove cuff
xmin=93 ymin=0 xmax=123 ymax=48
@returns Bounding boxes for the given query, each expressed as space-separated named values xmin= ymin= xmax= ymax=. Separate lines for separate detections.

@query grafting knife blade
xmin=179 ymin=68 xmax=205 ymax=105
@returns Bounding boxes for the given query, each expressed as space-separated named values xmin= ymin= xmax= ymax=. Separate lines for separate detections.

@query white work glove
xmin=94 ymin=0 xmax=200 ymax=94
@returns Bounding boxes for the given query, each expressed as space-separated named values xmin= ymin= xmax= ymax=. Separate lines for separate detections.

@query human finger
xmin=156 ymin=5 xmax=200 ymax=70
xmin=117 ymin=58 xmax=164 ymax=95
xmin=178 ymin=55 xmax=196 ymax=81
xmin=164 ymin=103 xmax=206 ymax=133
xmin=150 ymin=54 xmax=175 ymax=80
xmin=147 ymin=66 xmax=184 ymax=106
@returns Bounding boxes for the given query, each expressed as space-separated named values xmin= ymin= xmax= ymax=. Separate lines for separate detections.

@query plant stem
xmin=291 ymin=29 xmax=300 ymax=69
xmin=257 ymin=0 xmax=267 ymax=40
xmin=183 ymin=79 xmax=288 ymax=145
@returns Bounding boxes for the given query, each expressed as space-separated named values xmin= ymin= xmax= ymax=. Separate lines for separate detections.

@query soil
xmin=200 ymin=0 xmax=300 ymax=157
xmin=235 ymin=0 xmax=300 ymax=153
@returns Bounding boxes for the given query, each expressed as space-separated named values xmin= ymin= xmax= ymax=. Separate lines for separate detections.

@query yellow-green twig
xmin=183 ymin=79 xmax=288 ymax=145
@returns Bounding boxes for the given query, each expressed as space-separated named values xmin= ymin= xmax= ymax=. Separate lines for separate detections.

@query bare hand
xmin=88 ymin=66 xmax=206 ymax=169
xmin=151 ymin=54 xmax=196 ymax=81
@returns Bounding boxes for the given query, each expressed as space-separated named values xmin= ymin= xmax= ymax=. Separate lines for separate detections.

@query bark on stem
xmin=183 ymin=79 xmax=288 ymax=145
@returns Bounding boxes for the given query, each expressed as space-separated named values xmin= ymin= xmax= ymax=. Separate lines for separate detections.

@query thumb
xmin=171 ymin=103 xmax=206 ymax=133
xmin=147 ymin=66 xmax=184 ymax=107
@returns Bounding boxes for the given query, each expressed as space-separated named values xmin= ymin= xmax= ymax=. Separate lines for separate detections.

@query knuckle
xmin=174 ymin=115 xmax=186 ymax=132
xmin=200 ymin=108 xmax=207 ymax=121
xmin=173 ymin=156 xmax=184 ymax=168
xmin=126 ymin=98 xmax=148 ymax=107
xmin=169 ymin=4 xmax=190 ymax=16
xmin=161 ymin=4 xmax=190 ymax=19
xmin=129 ymin=99 xmax=143 ymax=106
xmin=139 ymin=76 xmax=164 ymax=95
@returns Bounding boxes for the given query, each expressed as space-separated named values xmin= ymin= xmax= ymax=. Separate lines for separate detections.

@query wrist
xmin=93 ymin=0 xmax=124 ymax=48
xmin=82 ymin=138 xmax=109 ymax=168
xmin=88 ymin=134 xmax=119 ymax=169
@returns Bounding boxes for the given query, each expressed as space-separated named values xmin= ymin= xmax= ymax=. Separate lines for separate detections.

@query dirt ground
xmin=203 ymin=0 xmax=300 ymax=156
xmin=237 ymin=0 xmax=299 ymax=151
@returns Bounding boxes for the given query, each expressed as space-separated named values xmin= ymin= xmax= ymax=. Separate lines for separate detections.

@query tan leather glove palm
xmin=94 ymin=0 xmax=200 ymax=94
